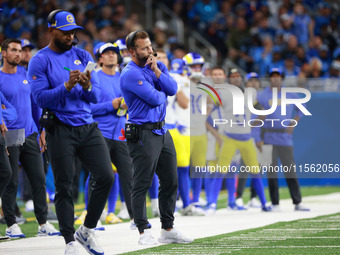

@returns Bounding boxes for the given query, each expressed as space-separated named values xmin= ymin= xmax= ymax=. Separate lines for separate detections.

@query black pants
xmin=0 ymin=134 xmax=11 ymax=197
xmin=105 ymin=138 xmax=133 ymax=219
xmin=236 ymin=171 xmax=256 ymax=199
xmin=127 ymin=129 xmax=177 ymax=234
xmin=267 ymin=145 xmax=302 ymax=205
xmin=47 ymin=121 xmax=114 ymax=243
xmin=2 ymin=133 xmax=47 ymax=227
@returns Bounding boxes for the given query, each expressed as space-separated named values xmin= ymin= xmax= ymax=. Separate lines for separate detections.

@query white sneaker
xmin=38 ymin=221 xmax=60 ymax=236
xmin=138 ymin=229 xmax=158 ymax=245
xmin=248 ymin=197 xmax=261 ymax=208
xmin=295 ymin=203 xmax=310 ymax=211
xmin=117 ymin=202 xmax=130 ymax=220
xmin=25 ymin=200 xmax=34 ymax=212
xmin=65 ymin=241 xmax=79 ymax=255
xmin=74 ymin=225 xmax=104 ymax=255
xmin=158 ymin=228 xmax=194 ymax=244
xmin=271 ymin=204 xmax=281 ymax=212
xmin=182 ymin=204 xmax=205 ymax=216
xmin=130 ymin=219 xmax=137 ymax=230
xmin=235 ymin=198 xmax=245 ymax=207
xmin=6 ymin=223 xmax=25 ymax=238
xmin=151 ymin=199 xmax=160 ymax=217
xmin=205 ymin=203 xmax=217 ymax=215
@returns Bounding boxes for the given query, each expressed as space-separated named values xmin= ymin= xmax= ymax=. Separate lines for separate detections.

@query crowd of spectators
xmin=1 ymin=0 xmax=340 ymax=83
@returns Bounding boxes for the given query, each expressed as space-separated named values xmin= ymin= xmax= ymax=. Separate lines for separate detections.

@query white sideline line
xmin=0 ymin=192 xmax=340 ymax=255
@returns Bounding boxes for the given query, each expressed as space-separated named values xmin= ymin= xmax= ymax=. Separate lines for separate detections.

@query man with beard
xmin=28 ymin=11 xmax=114 ymax=255
xmin=120 ymin=30 xmax=193 ymax=245
xmin=0 ymin=39 xmax=60 ymax=239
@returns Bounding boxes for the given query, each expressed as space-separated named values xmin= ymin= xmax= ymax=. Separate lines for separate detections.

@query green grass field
xmin=123 ymin=213 xmax=340 ymax=255
xmin=0 ymin=186 xmax=339 ymax=240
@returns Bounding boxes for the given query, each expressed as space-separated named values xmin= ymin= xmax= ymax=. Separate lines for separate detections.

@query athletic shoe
xmin=74 ymin=225 xmax=104 ymax=255
xmin=235 ymin=198 xmax=244 ymax=208
xmin=117 ymin=202 xmax=130 ymax=220
xmin=248 ymin=197 xmax=261 ymax=208
xmin=74 ymin=210 xmax=87 ymax=225
xmin=130 ymin=219 xmax=137 ymax=230
xmin=295 ymin=203 xmax=310 ymax=211
xmin=271 ymin=204 xmax=281 ymax=212
xmin=25 ymin=200 xmax=34 ymax=212
xmin=105 ymin=213 xmax=122 ymax=224
xmin=47 ymin=208 xmax=58 ymax=223
xmin=227 ymin=202 xmax=247 ymax=211
xmin=64 ymin=241 xmax=79 ymax=255
xmin=182 ymin=204 xmax=205 ymax=216
xmin=205 ymin=203 xmax=217 ymax=215
xmin=138 ymin=229 xmax=158 ymax=245
xmin=6 ymin=223 xmax=25 ymax=238
xmin=158 ymin=228 xmax=194 ymax=244
xmin=38 ymin=221 xmax=60 ymax=236
xmin=262 ymin=205 xmax=272 ymax=212
xmin=94 ymin=220 xmax=105 ymax=231
xmin=151 ymin=198 xmax=160 ymax=217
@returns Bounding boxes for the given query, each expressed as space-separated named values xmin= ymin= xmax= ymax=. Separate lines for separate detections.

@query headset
xmin=126 ymin=30 xmax=143 ymax=49
xmin=47 ymin=9 xmax=79 ymax=46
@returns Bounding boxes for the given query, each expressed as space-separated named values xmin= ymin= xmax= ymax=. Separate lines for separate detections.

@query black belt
xmin=137 ymin=121 xmax=165 ymax=130
xmin=264 ymin=128 xmax=287 ymax=133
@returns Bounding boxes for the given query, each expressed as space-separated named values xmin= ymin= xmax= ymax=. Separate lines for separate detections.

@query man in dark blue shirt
xmin=28 ymin=11 xmax=114 ymax=255
xmin=120 ymin=30 xmax=193 ymax=245
xmin=0 ymin=38 xmax=60 ymax=239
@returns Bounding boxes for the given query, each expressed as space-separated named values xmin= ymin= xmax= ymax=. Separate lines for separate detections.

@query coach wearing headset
xmin=28 ymin=10 xmax=114 ymax=255
xmin=120 ymin=30 xmax=193 ymax=245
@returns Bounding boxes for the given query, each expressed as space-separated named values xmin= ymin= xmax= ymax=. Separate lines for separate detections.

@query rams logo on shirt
xmin=66 ymin=15 xmax=74 ymax=23
xmin=23 ymin=80 xmax=28 ymax=84
xmin=74 ymin=60 xmax=81 ymax=65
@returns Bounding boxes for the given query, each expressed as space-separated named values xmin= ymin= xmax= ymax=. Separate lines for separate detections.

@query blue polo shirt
xmin=257 ymin=86 xmax=305 ymax=146
xmin=120 ymin=61 xmax=177 ymax=135
xmin=0 ymin=70 xmax=37 ymax=137
xmin=28 ymin=46 xmax=101 ymax=126
xmin=90 ymin=70 xmax=125 ymax=140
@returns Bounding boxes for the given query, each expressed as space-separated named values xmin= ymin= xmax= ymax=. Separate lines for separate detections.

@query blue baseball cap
xmin=246 ymin=72 xmax=259 ymax=81
xmin=48 ymin=11 xmax=83 ymax=31
xmin=170 ymin=59 xmax=185 ymax=74
xmin=21 ymin=39 xmax=35 ymax=49
xmin=269 ymin=67 xmax=283 ymax=76
xmin=99 ymin=43 xmax=120 ymax=55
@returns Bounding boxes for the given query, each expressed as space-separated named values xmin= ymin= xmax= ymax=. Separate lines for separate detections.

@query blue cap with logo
xmin=21 ymin=39 xmax=35 ymax=49
xmin=170 ymin=59 xmax=185 ymax=74
xmin=93 ymin=42 xmax=105 ymax=58
xmin=269 ymin=67 xmax=283 ymax=76
xmin=99 ymin=43 xmax=120 ymax=55
xmin=48 ymin=11 xmax=83 ymax=31
xmin=246 ymin=72 xmax=259 ymax=81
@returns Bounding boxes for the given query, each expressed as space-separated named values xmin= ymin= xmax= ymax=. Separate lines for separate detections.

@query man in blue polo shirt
xmin=0 ymin=38 xmax=60 ymax=239
xmin=28 ymin=10 xmax=114 ymax=255
xmin=90 ymin=42 xmax=133 ymax=223
xmin=257 ymin=68 xmax=310 ymax=212
xmin=120 ymin=30 xmax=193 ymax=245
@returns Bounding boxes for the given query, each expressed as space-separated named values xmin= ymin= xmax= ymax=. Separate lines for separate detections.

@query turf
xmin=123 ymin=213 xmax=340 ymax=255
xmin=0 ymin=186 xmax=339 ymax=240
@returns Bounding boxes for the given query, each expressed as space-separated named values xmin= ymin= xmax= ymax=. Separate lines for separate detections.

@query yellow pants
xmin=169 ymin=128 xmax=190 ymax=167
xmin=190 ymin=134 xmax=207 ymax=167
